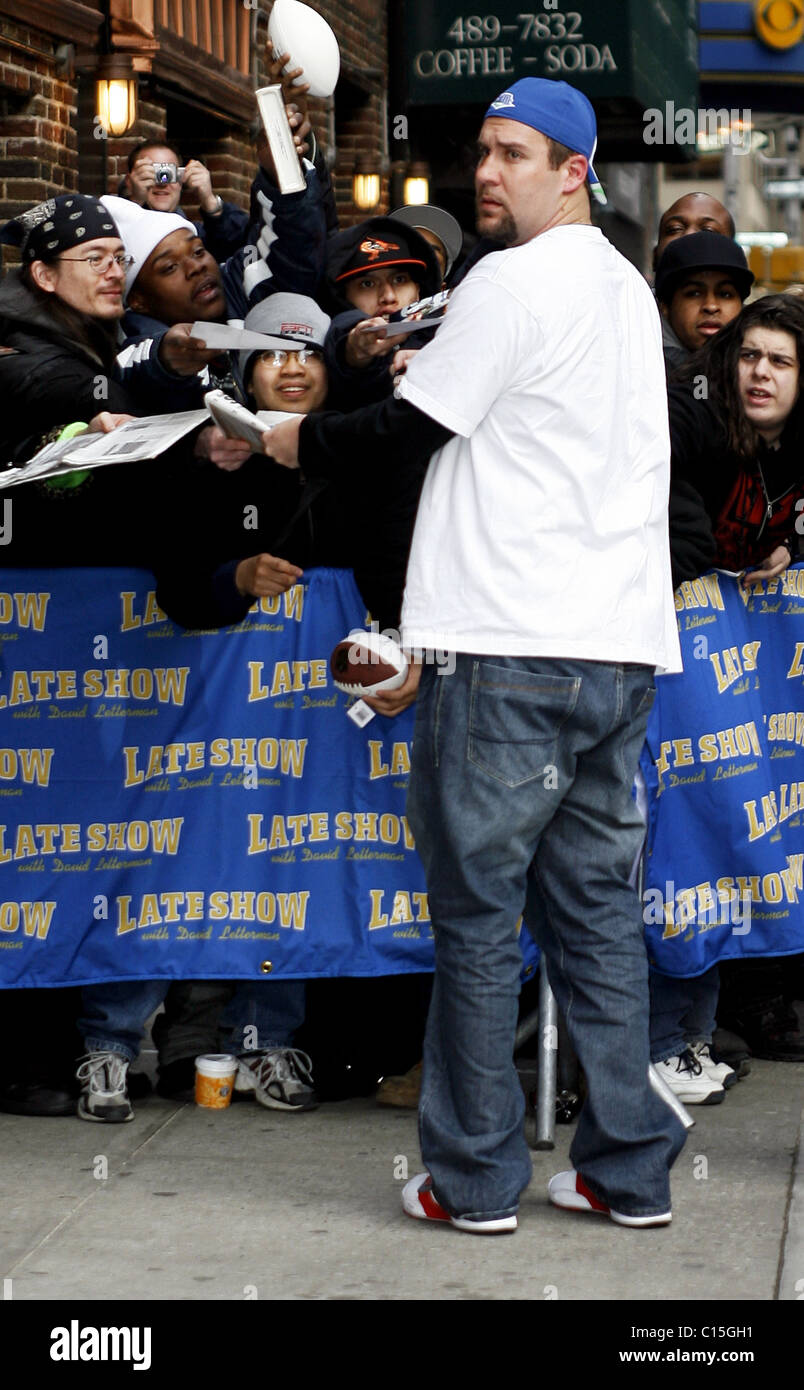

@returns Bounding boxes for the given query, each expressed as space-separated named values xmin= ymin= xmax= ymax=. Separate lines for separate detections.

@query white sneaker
xmin=235 ymin=1048 xmax=318 ymax=1112
xmin=76 ymin=1051 xmax=134 ymax=1123
xmin=548 ymin=1169 xmax=671 ymax=1227
xmin=691 ymin=1042 xmax=737 ymax=1090
xmin=654 ymin=1048 xmax=725 ymax=1105
xmin=402 ymin=1173 xmax=517 ymax=1234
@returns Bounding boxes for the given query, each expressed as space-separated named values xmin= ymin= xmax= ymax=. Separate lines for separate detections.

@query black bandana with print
xmin=0 ymin=195 xmax=118 ymax=263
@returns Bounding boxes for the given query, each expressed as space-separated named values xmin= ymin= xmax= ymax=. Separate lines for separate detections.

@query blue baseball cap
xmin=484 ymin=78 xmax=604 ymax=201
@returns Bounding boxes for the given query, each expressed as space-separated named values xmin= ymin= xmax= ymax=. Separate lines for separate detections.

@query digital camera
xmin=152 ymin=162 xmax=186 ymax=186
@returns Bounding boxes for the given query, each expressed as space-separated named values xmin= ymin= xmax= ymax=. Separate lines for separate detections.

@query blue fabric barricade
xmin=0 ymin=567 xmax=539 ymax=988
xmin=641 ymin=565 xmax=804 ymax=977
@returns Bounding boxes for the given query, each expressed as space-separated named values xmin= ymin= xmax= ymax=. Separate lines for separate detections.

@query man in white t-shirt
xmin=263 ymin=78 xmax=686 ymax=1235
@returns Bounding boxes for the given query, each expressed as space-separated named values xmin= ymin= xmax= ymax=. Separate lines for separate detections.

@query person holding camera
xmin=124 ymin=141 xmax=249 ymax=264
xmin=119 ymin=40 xmax=322 ymax=267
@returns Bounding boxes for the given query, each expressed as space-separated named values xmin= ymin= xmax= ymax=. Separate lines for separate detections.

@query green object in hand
xmin=44 ymin=422 xmax=90 ymax=490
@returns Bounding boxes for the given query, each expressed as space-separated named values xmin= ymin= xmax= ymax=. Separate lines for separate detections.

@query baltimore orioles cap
xmin=336 ymin=220 xmax=431 ymax=282
xmin=485 ymin=78 xmax=605 ymax=203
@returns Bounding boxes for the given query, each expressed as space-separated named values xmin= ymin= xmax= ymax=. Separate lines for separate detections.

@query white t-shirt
xmin=397 ymin=224 xmax=682 ymax=674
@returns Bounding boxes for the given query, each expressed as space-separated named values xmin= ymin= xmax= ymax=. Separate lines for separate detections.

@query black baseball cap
xmin=335 ymin=220 xmax=434 ymax=284
xmin=655 ymin=231 xmax=753 ymax=305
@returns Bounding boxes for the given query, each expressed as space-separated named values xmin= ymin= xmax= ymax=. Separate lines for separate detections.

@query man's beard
xmin=475 ymin=198 xmax=518 ymax=247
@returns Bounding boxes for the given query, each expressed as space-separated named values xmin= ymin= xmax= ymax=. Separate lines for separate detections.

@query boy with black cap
xmin=321 ymin=216 xmax=443 ymax=411
xmin=649 ymin=231 xmax=754 ymax=1104
xmin=655 ymin=231 xmax=754 ymax=372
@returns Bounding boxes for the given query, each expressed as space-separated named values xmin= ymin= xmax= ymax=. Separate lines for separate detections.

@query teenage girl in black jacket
xmin=669 ymin=294 xmax=804 ymax=585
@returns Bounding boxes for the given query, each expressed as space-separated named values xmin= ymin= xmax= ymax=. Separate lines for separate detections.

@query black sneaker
xmin=0 ymin=1081 xmax=77 ymax=1117
xmin=710 ymin=1027 xmax=752 ymax=1078
xmin=782 ymin=953 xmax=804 ymax=1004
xmin=155 ymin=1058 xmax=196 ymax=1102
xmin=128 ymin=1071 xmax=153 ymax=1101
xmin=724 ymin=1001 xmax=804 ymax=1063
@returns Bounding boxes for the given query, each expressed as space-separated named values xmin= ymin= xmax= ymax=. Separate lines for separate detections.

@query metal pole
xmin=783 ymin=123 xmax=802 ymax=244
xmin=722 ymin=142 xmax=739 ymax=235
xmin=514 ymin=1006 xmax=540 ymax=1051
xmin=533 ymin=971 xmax=558 ymax=1149
xmin=649 ymin=1062 xmax=695 ymax=1130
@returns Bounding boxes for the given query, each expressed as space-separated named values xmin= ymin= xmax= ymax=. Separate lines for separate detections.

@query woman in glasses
xmin=156 ymin=292 xmax=380 ymax=633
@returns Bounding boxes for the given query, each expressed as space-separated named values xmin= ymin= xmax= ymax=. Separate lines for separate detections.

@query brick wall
xmin=0 ymin=17 xmax=79 ymax=245
xmin=322 ymin=0 xmax=390 ymax=226
xmin=0 ymin=2 xmax=390 ymax=246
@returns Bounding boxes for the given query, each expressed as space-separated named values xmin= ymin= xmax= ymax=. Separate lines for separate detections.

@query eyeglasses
xmin=55 ymin=252 xmax=134 ymax=274
xmin=257 ymin=347 xmax=323 ymax=367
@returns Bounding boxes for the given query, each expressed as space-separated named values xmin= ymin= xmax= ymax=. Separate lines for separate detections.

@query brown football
xmin=329 ymin=631 xmax=408 ymax=695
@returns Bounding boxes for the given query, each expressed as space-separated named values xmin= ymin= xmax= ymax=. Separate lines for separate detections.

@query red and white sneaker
xmin=548 ymin=1169 xmax=672 ymax=1228
xmin=401 ymin=1173 xmax=517 ymax=1234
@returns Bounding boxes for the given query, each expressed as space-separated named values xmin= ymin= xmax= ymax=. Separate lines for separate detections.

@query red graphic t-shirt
xmin=714 ymin=466 xmax=800 ymax=571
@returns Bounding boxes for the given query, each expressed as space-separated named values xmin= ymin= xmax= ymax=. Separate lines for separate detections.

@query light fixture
xmin=403 ymin=162 xmax=430 ymax=206
xmin=96 ymin=52 xmax=138 ymax=138
xmin=736 ymin=231 xmax=789 ymax=248
xmin=352 ymin=156 xmax=381 ymax=211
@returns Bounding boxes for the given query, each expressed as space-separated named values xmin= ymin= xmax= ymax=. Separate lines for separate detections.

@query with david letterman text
xmin=4 ymin=565 xmax=802 ymax=986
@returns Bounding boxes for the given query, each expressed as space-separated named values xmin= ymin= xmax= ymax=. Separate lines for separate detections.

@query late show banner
xmin=0 ymin=567 xmax=539 ymax=988
xmin=6 ymin=564 xmax=800 ymax=989
xmin=641 ymin=566 xmax=804 ymax=977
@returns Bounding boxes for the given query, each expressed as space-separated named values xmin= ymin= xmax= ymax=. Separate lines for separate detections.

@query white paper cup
xmin=195 ymin=1053 xmax=237 ymax=1109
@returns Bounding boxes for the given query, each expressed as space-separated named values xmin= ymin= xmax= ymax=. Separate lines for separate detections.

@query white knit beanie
xmin=101 ymin=194 xmax=198 ymax=298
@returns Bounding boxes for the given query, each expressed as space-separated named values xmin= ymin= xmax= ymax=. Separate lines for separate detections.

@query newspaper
xmin=354 ymin=313 xmax=447 ymax=340
xmin=204 ymin=390 xmax=300 ymax=451
xmin=0 ymin=410 xmax=208 ymax=489
xmin=189 ymin=322 xmax=295 ymax=354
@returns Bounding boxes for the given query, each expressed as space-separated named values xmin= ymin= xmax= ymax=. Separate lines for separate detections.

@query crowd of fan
xmin=1 ymin=46 xmax=803 ymax=1125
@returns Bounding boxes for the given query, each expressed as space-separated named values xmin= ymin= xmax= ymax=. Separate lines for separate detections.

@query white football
xmin=269 ymin=0 xmax=341 ymax=99
xmin=330 ymin=629 xmax=409 ymax=697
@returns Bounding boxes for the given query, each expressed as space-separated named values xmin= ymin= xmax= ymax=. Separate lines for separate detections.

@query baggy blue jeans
xmin=406 ymin=655 xmax=687 ymax=1223
xmin=649 ymin=965 xmax=720 ymax=1061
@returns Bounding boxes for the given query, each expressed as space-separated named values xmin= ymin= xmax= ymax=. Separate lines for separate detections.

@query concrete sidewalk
xmin=2 ymin=1054 xmax=802 ymax=1302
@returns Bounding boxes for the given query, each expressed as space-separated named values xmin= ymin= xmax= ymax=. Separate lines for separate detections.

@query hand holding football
xmin=330 ymin=630 xmax=408 ymax=696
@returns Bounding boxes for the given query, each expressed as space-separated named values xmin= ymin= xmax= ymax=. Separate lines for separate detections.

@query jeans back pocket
xmin=467 ymin=661 xmax=581 ymax=789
